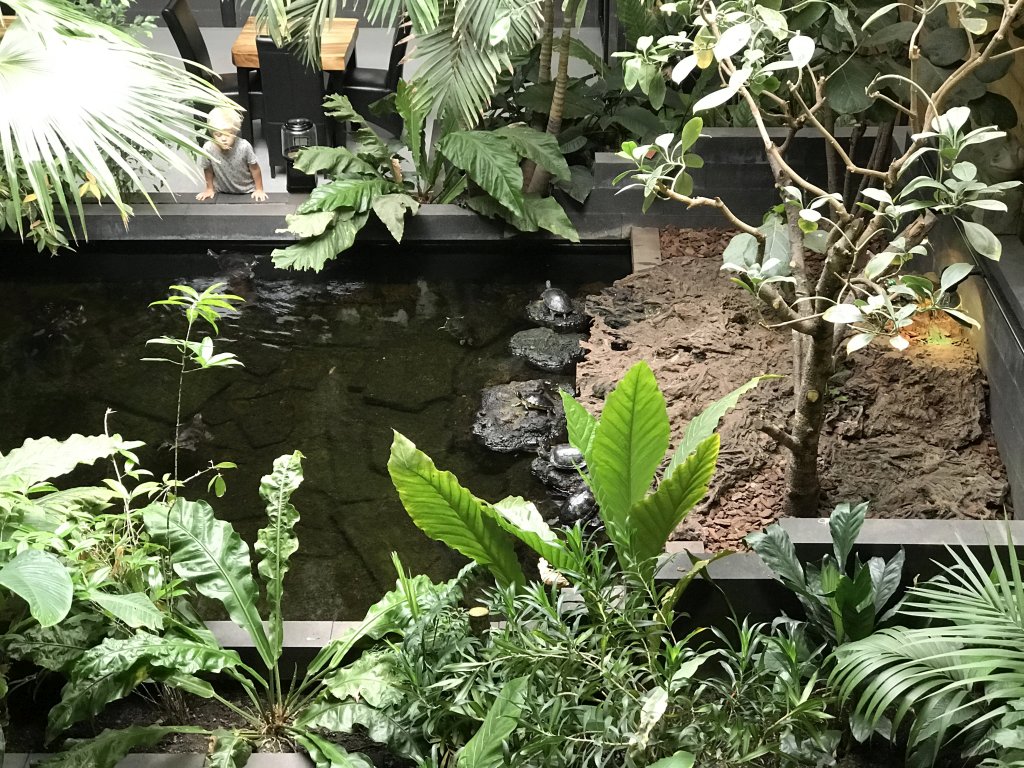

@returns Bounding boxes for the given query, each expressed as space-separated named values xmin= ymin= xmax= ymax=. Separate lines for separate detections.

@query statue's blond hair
xmin=207 ymin=106 xmax=243 ymax=134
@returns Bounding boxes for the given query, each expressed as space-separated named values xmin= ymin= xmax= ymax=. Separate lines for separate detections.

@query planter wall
xmin=920 ymin=217 xmax=1024 ymax=512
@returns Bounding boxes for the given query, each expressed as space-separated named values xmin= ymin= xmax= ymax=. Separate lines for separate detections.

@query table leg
xmin=236 ymin=66 xmax=253 ymax=142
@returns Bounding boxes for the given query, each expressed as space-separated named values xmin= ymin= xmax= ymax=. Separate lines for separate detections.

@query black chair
xmin=162 ymin=0 xmax=262 ymax=138
xmin=256 ymin=35 xmax=333 ymax=177
xmin=339 ymin=20 xmax=408 ymax=137
xmin=220 ymin=0 xmax=236 ymax=27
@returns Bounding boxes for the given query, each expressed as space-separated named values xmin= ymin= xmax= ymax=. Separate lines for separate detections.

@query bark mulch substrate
xmin=577 ymin=227 xmax=1010 ymax=550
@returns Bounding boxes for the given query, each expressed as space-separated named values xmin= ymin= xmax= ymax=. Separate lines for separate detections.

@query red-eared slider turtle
xmin=541 ymin=280 xmax=572 ymax=317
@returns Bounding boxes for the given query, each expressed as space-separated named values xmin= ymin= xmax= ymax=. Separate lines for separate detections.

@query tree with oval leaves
xmin=617 ymin=0 xmax=1023 ymax=516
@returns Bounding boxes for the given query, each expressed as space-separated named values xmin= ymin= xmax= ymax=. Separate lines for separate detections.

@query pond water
xmin=0 ymin=246 xmax=627 ymax=619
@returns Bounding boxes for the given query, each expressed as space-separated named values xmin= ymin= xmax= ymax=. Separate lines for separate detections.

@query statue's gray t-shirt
xmin=200 ymin=138 xmax=258 ymax=194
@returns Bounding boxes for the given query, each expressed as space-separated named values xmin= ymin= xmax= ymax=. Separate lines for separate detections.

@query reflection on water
xmin=0 ymin=250 xmax=623 ymax=619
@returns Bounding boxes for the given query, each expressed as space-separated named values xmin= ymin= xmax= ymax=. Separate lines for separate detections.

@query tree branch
xmin=655 ymin=184 xmax=765 ymax=240
xmin=760 ymin=422 xmax=799 ymax=452
xmin=792 ymin=90 xmax=889 ymax=183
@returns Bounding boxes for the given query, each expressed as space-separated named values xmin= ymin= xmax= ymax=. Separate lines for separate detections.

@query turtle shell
xmin=541 ymin=281 xmax=572 ymax=314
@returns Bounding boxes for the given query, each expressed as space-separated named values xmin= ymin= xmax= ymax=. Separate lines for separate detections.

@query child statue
xmin=196 ymin=107 xmax=268 ymax=202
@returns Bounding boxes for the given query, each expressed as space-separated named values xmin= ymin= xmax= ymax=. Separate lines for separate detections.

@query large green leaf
xmin=823 ymin=57 xmax=877 ymax=114
xmin=439 ymin=131 xmax=526 ymax=216
xmin=0 ymin=550 xmax=72 ymax=628
xmin=47 ymin=632 xmax=240 ymax=740
xmin=207 ymin=729 xmax=253 ymax=768
xmin=387 ymin=432 xmax=524 ymax=588
xmin=395 ymin=80 xmax=430 ymax=178
xmin=371 ymin=193 xmax=420 ymax=242
xmin=560 ymin=390 xmax=598 ymax=462
xmin=0 ymin=434 xmax=136 ymax=487
xmin=627 ymin=435 xmax=719 ymax=564
xmin=142 ymin=500 xmax=273 ymax=669
xmin=465 ymin=193 xmax=580 ymax=241
xmin=456 ymin=677 xmax=528 ymax=768
xmin=325 ymin=650 xmax=404 ymax=708
xmin=35 ymin=726 xmax=207 ymax=768
xmin=297 ymin=700 xmax=425 ymax=762
xmin=294 ymin=145 xmax=379 ymax=177
xmin=490 ymin=496 xmax=575 ymax=571
xmin=298 ymin=177 xmax=396 ymax=215
xmin=829 ymin=501 xmax=867 ymax=567
xmin=588 ymin=362 xmax=670 ymax=552
xmin=493 ymin=125 xmax=570 ymax=182
xmin=746 ymin=524 xmax=806 ymax=590
xmin=665 ymin=376 xmax=776 ymax=478
xmin=272 ymin=213 xmax=370 ymax=271
xmin=282 ymin=211 xmax=337 ymax=239
xmin=256 ymin=451 xmax=304 ymax=664
xmin=85 ymin=590 xmax=164 ymax=631
xmin=5 ymin=612 xmax=105 ymax=671
xmin=295 ymin=732 xmax=375 ymax=768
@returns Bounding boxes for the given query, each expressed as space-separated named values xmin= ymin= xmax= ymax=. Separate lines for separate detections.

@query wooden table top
xmin=231 ymin=17 xmax=358 ymax=71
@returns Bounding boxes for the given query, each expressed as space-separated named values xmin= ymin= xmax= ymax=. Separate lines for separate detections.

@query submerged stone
xmin=509 ymin=327 xmax=585 ymax=373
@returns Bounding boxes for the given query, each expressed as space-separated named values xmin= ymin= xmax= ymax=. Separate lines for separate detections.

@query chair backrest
xmin=162 ymin=0 xmax=213 ymax=81
xmin=386 ymin=19 xmax=410 ymax=91
xmin=256 ymin=35 xmax=328 ymax=168
xmin=220 ymin=0 xmax=236 ymax=27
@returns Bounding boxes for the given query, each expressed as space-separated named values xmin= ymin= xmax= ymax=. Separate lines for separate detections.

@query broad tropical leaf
xmin=395 ymin=80 xmax=431 ymax=178
xmin=560 ymin=391 xmax=598 ymax=461
xmin=207 ymin=729 xmax=253 ymax=768
xmin=829 ymin=501 xmax=868 ymax=566
xmin=490 ymin=496 xmax=576 ymax=571
xmin=256 ymin=451 xmax=304 ymax=663
xmin=35 ymin=726 xmax=207 ymax=768
xmin=280 ymin=211 xmax=337 ymax=239
xmin=588 ymin=362 xmax=670 ymax=551
xmin=298 ymin=177 xmax=397 ymax=215
xmin=295 ymin=732 xmax=375 ymax=768
xmin=627 ymin=435 xmax=719 ymax=564
xmin=325 ymin=650 xmax=404 ymax=708
xmin=665 ymin=375 xmax=776 ymax=478
xmin=439 ymin=131 xmax=525 ymax=216
xmin=142 ymin=500 xmax=274 ymax=670
xmin=493 ymin=125 xmax=571 ymax=182
xmin=0 ymin=550 xmax=72 ymax=628
xmin=86 ymin=591 xmax=164 ymax=631
xmin=297 ymin=700 xmax=425 ymax=762
xmin=47 ymin=632 xmax=240 ymax=740
xmin=0 ymin=434 xmax=137 ymax=488
xmin=464 ymin=193 xmax=580 ymax=241
xmin=388 ymin=432 xmax=524 ymax=588
xmin=272 ymin=212 xmax=370 ymax=271
xmin=371 ymin=193 xmax=420 ymax=242
xmin=294 ymin=145 xmax=379 ymax=177
xmin=457 ymin=677 xmax=528 ymax=768
xmin=746 ymin=523 xmax=806 ymax=589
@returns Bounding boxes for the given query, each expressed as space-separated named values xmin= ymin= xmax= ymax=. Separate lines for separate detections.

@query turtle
xmin=549 ymin=443 xmax=585 ymax=469
xmin=541 ymin=280 xmax=572 ymax=317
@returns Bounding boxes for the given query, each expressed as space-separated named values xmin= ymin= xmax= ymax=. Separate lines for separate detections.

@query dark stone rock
xmin=472 ymin=379 xmax=569 ymax=454
xmin=526 ymin=298 xmax=590 ymax=332
xmin=509 ymin=328 xmax=585 ymax=373
xmin=531 ymin=455 xmax=587 ymax=498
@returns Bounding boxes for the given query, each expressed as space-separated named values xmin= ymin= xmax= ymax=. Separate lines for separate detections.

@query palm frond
xmin=832 ymin=535 xmax=1024 ymax=765
xmin=0 ymin=1 xmax=234 ymax=242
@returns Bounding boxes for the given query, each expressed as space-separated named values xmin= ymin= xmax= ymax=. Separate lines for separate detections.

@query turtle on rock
xmin=541 ymin=281 xmax=572 ymax=317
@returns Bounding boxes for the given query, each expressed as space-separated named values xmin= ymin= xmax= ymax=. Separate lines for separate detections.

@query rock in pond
xmin=531 ymin=454 xmax=587 ymax=498
xmin=509 ymin=327 xmax=586 ymax=373
xmin=526 ymin=298 xmax=590 ymax=332
xmin=472 ymin=379 xmax=569 ymax=454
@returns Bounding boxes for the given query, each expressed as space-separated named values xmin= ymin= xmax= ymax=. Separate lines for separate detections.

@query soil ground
xmin=578 ymin=228 xmax=1010 ymax=549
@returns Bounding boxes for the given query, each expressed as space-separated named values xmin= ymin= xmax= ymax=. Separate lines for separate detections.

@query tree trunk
xmin=786 ymin=322 xmax=834 ymax=517
xmin=526 ymin=0 xmax=578 ymax=196
xmin=522 ymin=0 xmax=556 ymax=190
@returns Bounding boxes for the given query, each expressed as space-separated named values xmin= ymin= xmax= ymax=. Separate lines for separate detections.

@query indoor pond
xmin=0 ymin=246 xmax=627 ymax=619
